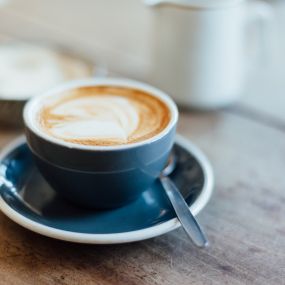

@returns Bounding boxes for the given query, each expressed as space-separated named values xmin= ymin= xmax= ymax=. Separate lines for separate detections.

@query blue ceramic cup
xmin=23 ymin=78 xmax=178 ymax=209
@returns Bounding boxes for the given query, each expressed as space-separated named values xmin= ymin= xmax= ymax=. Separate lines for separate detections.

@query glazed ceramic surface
xmin=0 ymin=135 xmax=213 ymax=244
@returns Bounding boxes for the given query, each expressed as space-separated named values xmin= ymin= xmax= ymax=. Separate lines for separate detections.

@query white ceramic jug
xmin=145 ymin=0 xmax=272 ymax=109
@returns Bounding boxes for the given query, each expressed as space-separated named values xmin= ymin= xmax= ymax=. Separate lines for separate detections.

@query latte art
xmin=38 ymin=86 xmax=171 ymax=146
xmin=45 ymin=96 xmax=139 ymax=142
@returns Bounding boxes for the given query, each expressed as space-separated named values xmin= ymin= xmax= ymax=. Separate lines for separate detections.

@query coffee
xmin=37 ymin=86 xmax=171 ymax=146
xmin=24 ymin=79 xmax=178 ymax=208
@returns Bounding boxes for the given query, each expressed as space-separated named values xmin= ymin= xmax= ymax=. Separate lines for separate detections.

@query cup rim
xmin=23 ymin=77 xmax=178 ymax=151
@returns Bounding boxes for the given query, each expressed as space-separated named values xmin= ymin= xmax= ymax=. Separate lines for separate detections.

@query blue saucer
xmin=0 ymin=135 xmax=213 ymax=244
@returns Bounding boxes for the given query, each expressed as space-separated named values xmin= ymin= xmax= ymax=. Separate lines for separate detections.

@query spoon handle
xmin=160 ymin=176 xmax=209 ymax=248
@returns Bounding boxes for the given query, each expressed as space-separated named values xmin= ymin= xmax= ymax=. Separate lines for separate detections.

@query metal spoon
xmin=160 ymin=154 xmax=209 ymax=248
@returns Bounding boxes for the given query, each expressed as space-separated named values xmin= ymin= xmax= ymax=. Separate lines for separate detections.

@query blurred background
xmin=0 ymin=0 xmax=284 ymax=126
xmin=0 ymin=0 xmax=157 ymax=80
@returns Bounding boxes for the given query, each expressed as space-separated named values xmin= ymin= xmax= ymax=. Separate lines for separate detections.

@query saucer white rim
xmin=0 ymin=134 xmax=214 ymax=244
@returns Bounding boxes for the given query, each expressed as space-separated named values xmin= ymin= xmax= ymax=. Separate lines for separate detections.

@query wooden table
xmin=0 ymin=1 xmax=284 ymax=283
xmin=0 ymin=74 xmax=285 ymax=284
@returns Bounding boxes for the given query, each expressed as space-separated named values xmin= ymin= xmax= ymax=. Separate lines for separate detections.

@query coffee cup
xmin=23 ymin=78 xmax=178 ymax=208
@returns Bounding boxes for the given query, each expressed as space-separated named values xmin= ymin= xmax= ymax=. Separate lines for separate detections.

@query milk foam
xmin=39 ymin=86 xmax=171 ymax=146
xmin=47 ymin=96 xmax=139 ymax=142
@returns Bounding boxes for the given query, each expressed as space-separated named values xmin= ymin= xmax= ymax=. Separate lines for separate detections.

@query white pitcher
xmin=145 ymin=0 xmax=272 ymax=109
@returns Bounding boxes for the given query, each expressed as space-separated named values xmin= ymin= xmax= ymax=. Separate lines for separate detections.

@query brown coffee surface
xmin=38 ymin=86 xmax=171 ymax=146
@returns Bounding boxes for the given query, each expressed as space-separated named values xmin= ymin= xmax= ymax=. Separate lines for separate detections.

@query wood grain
xmin=0 ymin=106 xmax=284 ymax=285
xmin=0 ymin=1 xmax=285 ymax=283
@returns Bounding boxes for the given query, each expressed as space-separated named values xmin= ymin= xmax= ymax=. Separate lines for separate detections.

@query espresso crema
xmin=38 ymin=86 xmax=171 ymax=146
